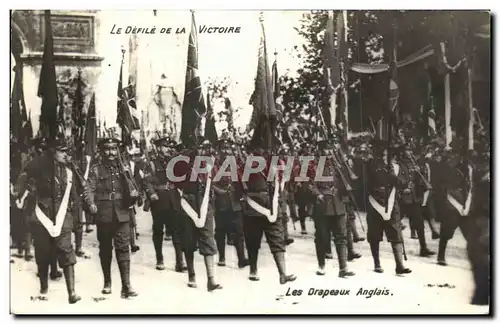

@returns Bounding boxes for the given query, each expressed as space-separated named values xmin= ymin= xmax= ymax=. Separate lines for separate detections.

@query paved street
xmin=10 ymin=209 xmax=489 ymax=315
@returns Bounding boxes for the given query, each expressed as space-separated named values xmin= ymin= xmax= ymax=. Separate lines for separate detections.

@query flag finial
xmin=259 ymin=12 xmax=264 ymax=22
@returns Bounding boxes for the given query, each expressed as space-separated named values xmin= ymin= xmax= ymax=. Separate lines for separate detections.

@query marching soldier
xmin=419 ymin=147 xmax=440 ymax=239
xmin=16 ymin=137 xmax=83 ymax=303
xmin=142 ymin=137 xmax=187 ymax=272
xmin=309 ymin=137 xmax=355 ymax=277
xmin=86 ymin=136 xmax=138 ymax=298
xmin=242 ymin=143 xmax=296 ymax=284
xmin=213 ymin=138 xmax=249 ymax=268
xmin=172 ymin=138 xmax=222 ymax=291
xmin=397 ymin=143 xmax=435 ymax=257
xmin=277 ymin=144 xmax=294 ymax=246
xmin=468 ymin=135 xmax=490 ymax=305
xmin=366 ymin=141 xmax=411 ymax=275
xmin=294 ymin=143 xmax=312 ymax=235
xmin=437 ymin=139 xmax=475 ymax=267
xmin=126 ymin=145 xmax=143 ymax=253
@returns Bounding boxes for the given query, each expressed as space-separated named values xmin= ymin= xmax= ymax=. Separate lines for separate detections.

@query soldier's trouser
xmin=11 ymin=205 xmax=23 ymax=251
xmin=467 ymin=215 xmax=490 ymax=305
xmin=243 ymin=214 xmax=286 ymax=274
xmin=215 ymin=210 xmax=245 ymax=262
xmin=400 ymin=202 xmax=428 ymax=250
xmin=179 ymin=209 xmax=217 ymax=256
xmin=151 ymin=208 xmax=182 ymax=263
xmin=438 ymin=205 xmax=474 ymax=261
xmin=297 ymin=203 xmax=308 ymax=231
xmin=366 ymin=204 xmax=403 ymax=244
xmin=287 ymin=195 xmax=298 ymax=222
xmin=313 ymin=213 xmax=348 ymax=270
xmin=32 ymin=224 xmax=76 ymax=268
xmin=421 ymin=196 xmax=439 ymax=235
xmin=96 ymin=219 xmax=131 ymax=263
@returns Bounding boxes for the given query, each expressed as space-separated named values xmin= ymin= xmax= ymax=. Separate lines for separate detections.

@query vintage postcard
xmin=9 ymin=9 xmax=491 ymax=315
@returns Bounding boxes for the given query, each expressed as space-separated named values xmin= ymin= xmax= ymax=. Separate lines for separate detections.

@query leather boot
xmin=118 ymin=261 xmax=138 ymax=298
xmin=336 ymin=244 xmax=355 ymax=278
xmin=38 ymin=263 xmax=49 ymax=295
xmin=50 ymin=258 xmax=62 ymax=280
xmin=100 ymin=254 xmax=112 ymax=294
xmin=216 ymin=235 xmax=226 ymax=266
xmin=369 ymin=242 xmax=383 ymax=273
xmin=315 ymin=240 xmax=326 ymax=275
xmin=130 ymin=227 xmax=140 ymax=253
xmin=248 ymin=249 xmax=260 ymax=281
xmin=204 ymin=255 xmax=222 ymax=292
xmin=273 ymin=252 xmax=297 ymax=284
xmin=418 ymin=226 xmax=435 ymax=257
xmin=185 ymin=251 xmax=197 ymax=288
xmin=392 ymin=242 xmax=411 ymax=274
xmin=74 ymin=231 xmax=86 ymax=257
xmin=235 ymin=238 xmax=249 ymax=268
xmin=174 ymin=243 xmax=187 ymax=272
xmin=63 ymin=265 xmax=81 ymax=304
xmin=437 ymin=239 xmax=448 ymax=266
xmin=347 ymin=228 xmax=361 ymax=261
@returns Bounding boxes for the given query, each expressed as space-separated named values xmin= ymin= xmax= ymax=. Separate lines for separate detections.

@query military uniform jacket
xmin=309 ymin=158 xmax=347 ymax=216
xmin=367 ymin=158 xmax=400 ymax=206
xmin=443 ymin=157 xmax=473 ymax=216
xmin=213 ymin=155 xmax=243 ymax=212
xmin=143 ymin=156 xmax=181 ymax=212
xmin=86 ymin=160 xmax=132 ymax=223
xmin=398 ymin=160 xmax=421 ymax=204
xmin=242 ymin=153 xmax=276 ymax=217
xmin=18 ymin=154 xmax=81 ymax=230
xmin=472 ymin=159 xmax=490 ymax=217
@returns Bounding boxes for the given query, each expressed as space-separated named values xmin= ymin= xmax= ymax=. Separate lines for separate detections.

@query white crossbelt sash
xmin=422 ymin=163 xmax=431 ymax=207
xmin=368 ymin=163 xmax=399 ymax=221
xmin=447 ymin=165 xmax=473 ymax=216
xmin=177 ymin=176 xmax=212 ymax=229
xmin=34 ymin=168 xmax=73 ymax=238
xmin=246 ymin=176 xmax=280 ymax=223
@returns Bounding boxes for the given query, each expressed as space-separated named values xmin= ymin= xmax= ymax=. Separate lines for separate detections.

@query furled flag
xmin=10 ymin=64 xmax=23 ymax=144
xmin=204 ymin=90 xmax=218 ymax=145
xmin=249 ymin=13 xmax=277 ymax=150
xmin=180 ymin=11 xmax=206 ymax=147
xmin=84 ymin=93 xmax=97 ymax=157
xmin=117 ymin=40 xmax=140 ymax=145
xmin=37 ymin=10 xmax=58 ymax=141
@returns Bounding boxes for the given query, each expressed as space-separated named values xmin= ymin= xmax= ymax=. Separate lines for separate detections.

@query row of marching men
xmin=10 ymin=125 xmax=489 ymax=306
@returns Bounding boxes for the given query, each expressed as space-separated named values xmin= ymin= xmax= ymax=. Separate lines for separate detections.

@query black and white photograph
xmin=9 ymin=8 xmax=491 ymax=315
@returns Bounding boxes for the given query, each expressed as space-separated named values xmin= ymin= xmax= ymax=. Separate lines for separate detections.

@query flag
xmin=84 ymin=93 xmax=97 ymax=157
xmin=72 ymin=69 xmax=85 ymax=154
xmin=204 ymin=90 xmax=218 ymax=144
xmin=180 ymin=11 xmax=206 ymax=146
xmin=224 ymin=97 xmax=235 ymax=138
xmin=10 ymin=64 xmax=23 ymax=144
xmin=249 ymin=13 xmax=276 ymax=150
xmin=126 ymin=34 xmax=140 ymax=130
xmin=37 ymin=10 xmax=58 ymax=141
xmin=272 ymin=56 xmax=279 ymax=100
xmin=117 ymin=44 xmax=139 ymax=144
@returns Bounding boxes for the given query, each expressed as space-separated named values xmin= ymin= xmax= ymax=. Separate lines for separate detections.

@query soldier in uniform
xmin=397 ymin=143 xmax=435 ymax=257
xmin=436 ymin=139 xmax=475 ymax=267
xmin=142 ymin=137 xmax=186 ymax=272
xmin=277 ymin=144 xmax=294 ymax=246
xmin=419 ymin=146 xmax=440 ymax=239
xmin=294 ymin=143 xmax=312 ymax=234
xmin=309 ymin=138 xmax=355 ymax=277
xmin=366 ymin=141 xmax=411 ymax=275
xmin=126 ymin=145 xmax=143 ymax=253
xmin=16 ymin=138 xmax=82 ymax=303
xmin=213 ymin=138 xmax=249 ymax=268
xmin=86 ymin=136 xmax=138 ymax=298
xmin=172 ymin=138 xmax=222 ymax=291
xmin=242 ymin=144 xmax=296 ymax=284
xmin=468 ymin=134 xmax=490 ymax=305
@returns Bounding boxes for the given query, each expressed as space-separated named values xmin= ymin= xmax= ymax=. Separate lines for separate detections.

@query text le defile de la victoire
xmin=110 ymin=24 xmax=241 ymax=35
